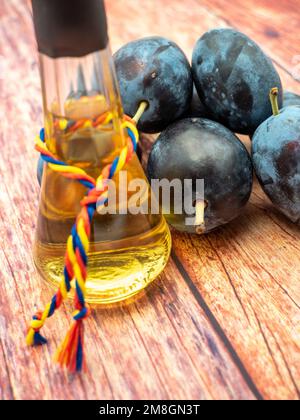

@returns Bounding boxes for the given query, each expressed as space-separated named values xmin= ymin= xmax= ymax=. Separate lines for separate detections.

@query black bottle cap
xmin=31 ymin=0 xmax=108 ymax=58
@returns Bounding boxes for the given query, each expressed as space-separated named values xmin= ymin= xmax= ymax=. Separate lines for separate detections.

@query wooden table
xmin=0 ymin=0 xmax=299 ymax=400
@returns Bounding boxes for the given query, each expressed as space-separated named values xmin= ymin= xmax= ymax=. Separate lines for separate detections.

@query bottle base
xmin=34 ymin=221 xmax=171 ymax=305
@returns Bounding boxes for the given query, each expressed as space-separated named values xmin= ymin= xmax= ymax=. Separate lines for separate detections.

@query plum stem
xmin=270 ymin=87 xmax=280 ymax=116
xmin=133 ymin=101 xmax=149 ymax=124
xmin=195 ymin=200 xmax=207 ymax=235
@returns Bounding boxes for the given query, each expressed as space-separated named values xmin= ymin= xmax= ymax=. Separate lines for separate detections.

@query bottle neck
xmin=39 ymin=46 xmax=126 ymax=168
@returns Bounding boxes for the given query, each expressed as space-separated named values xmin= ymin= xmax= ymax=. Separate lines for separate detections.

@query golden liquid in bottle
xmin=33 ymin=97 xmax=171 ymax=304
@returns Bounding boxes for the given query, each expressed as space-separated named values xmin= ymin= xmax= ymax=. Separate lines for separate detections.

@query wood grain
xmin=0 ymin=0 xmax=299 ymax=400
xmin=171 ymin=205 xmax=300 ymax=400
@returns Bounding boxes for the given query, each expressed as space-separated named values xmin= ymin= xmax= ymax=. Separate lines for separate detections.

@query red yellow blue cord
xmin=26 ymin=112 xmax=139 ymax=373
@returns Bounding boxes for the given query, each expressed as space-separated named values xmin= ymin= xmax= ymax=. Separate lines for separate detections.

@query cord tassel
xmin=26 ymin=312 xmax=48 ymax=346
xmin=55 ymin=321 xmax=84 ymax=372
xmin=55 ymin=307 xmax=90 ymax=372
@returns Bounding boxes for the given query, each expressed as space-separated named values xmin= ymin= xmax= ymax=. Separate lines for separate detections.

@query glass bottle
xmin=32 ymin=0 xmax=171 ymax=304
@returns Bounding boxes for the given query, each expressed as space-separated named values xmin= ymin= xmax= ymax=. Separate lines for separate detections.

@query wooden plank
xmin=139 ymin=131 xmax=300 ymax=401
xmin=140 ymin=138 xmax=300 ymax=400
xmin=0 ymin=255 xmax=14 ymax=401
xmin=141 ymin=134 xmax=300 ymax=401
xmin=171 ymin=196 xmax=300 ymax=400
xmin=0 ymin=0 xmax=257 ymax=400
xmin=200 ymin=0 xmax=300 ymax=89
xmin=129 ymin=0 xmax=300 ymax=400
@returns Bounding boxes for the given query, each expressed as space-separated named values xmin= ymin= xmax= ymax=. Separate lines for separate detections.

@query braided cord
xmin=26 ymin=113 xmax=139 ymax=372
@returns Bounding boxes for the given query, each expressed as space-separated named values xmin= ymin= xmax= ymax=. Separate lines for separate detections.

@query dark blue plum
xmin=192 ymin=29 xmax=283 ymax=135
xmin=114 ymin=37 xmax=193 ymax=133
xmin=147 ymin=118 xmax=253 ymax=233
xmin=283 ymin=91 xmax=300 ymax=108
xmin=252 ymin=106 xmax=300 ymax=223
xmin=37 ymin=156 xmax=44 ymax=186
